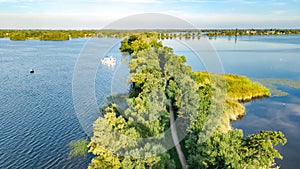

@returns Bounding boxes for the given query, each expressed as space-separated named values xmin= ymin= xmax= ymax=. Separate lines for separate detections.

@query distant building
xmin=266 ymin=30 xmax=276 ymax=35
xmin=246 ymin=29 xmax=257 ymax=35
xmin=250 ymin=30 xmax=257 ymax=34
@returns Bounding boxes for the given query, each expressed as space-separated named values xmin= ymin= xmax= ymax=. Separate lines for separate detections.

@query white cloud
xmin=163 ymin=10 xmax=300 ymax=28
xmin=1 ymin=0 xmax=299 ymax=29
xmin=16 ymin=5 xmax=29 ymax=8
xmin=178 ymin=0 xmax=219 ymax=3
xmin=63 ymin=0 xmax=162 ymax=3
xmin=110 ymin=0 xmax=161 ymax=3
xmin=0 ymin=13 xmax=108 ymax=29
xmin=274 ymin=10 xmax=287 ymax=14
xmin=1 ymin=11 xmax=300 ymax=29
xmin=0 ymin=0 xmax=40 ymax=2
xmin=178 ymin=0 xmax=258 ymax=4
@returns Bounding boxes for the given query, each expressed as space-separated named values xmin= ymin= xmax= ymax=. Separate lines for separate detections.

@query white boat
xmin=29 ymin=68 xmax=34 ymax=73
xmin=101 ymin=56 xmax=116 ymax=65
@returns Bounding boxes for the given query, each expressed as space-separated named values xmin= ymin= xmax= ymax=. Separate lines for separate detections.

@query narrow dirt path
xmin=169 ymin=104 xmax=187 ymax=169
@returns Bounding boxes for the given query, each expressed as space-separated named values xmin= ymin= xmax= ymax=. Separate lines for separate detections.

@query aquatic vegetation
xmin=68 ymin=139 xmax=89 ymax=159
xmin=253 ymin=78 xmax=300 ymax=97
xmin=193 ymin=72 xmax=270 ymax=132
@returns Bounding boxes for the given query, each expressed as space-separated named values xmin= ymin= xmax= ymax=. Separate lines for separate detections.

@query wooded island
xmin=69 ymin=32 xmax=287 ymax=169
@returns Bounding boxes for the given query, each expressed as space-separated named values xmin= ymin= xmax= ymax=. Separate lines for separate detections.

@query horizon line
xmin=1 ymin=28 xmax=300 ymax=31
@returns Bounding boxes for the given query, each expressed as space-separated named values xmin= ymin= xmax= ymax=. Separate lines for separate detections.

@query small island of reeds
xmin=193 ymin=72 xmax=270 ymax=132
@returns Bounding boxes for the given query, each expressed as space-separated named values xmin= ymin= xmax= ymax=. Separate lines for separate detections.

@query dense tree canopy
xmin=186 ymin=130 xmax=286 ymax=169
xmin=71 ymin=33 xmax=287 ymax=169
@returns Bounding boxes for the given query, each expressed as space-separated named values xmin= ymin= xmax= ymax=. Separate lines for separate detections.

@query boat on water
xmin=29 ymin=68 xmax=34 ymax=73
xmin=101 ymin=56 xmax=116 ymax=65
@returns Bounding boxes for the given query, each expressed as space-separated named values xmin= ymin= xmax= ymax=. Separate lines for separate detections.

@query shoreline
xmin=1 ymin=29 xmax=300 ymax=41
xmin=193 ymin=72 xmax=271 ymax=133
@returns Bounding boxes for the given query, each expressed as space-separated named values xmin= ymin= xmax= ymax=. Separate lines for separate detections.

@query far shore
xmin=1 ymin=29 xmax=300 ymax=41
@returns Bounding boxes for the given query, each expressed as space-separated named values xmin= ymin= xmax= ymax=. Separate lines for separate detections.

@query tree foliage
xmin=40 ymin=31 xmax=70 ymax=41
xmin=193 ymin=72 xmax=271 ymax=132
xmin=186 ymin=130 xmax=286 ymax=169
xmin=119 ymin=32 xmax=162 ymax=55
xmin=85 ymin=33 xmax=286 ymax=169
xmin=10 ymin=32 xmax=27 ymax=40
xmin=187 ymin=71 xmax=285 ymax=169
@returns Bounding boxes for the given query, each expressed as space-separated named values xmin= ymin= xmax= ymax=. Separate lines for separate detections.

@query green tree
xmin=40 ymin=31 xmax=69 ymax=40
xmin=86 ymin=33 xmax=286 ymax=169
xmin=10 ymin=32 xmax=27 ymax=40
xmin=186 ymin=130 xmax=286 ymax=169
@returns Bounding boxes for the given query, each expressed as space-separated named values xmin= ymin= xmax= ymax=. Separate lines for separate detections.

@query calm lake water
xmin=0 ymin=35 xmax=299 ymax=169
xmin=0 ymin=38 xmax=125 ymax=169
xmin=164 ymin=35 xmax=300 ymax=169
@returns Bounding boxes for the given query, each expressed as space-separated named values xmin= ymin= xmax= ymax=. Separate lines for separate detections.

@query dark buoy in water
xmin=30 ymin=68 xmax=34 ymax=74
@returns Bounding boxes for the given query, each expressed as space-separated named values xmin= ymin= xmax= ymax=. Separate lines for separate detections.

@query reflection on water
xmin=164 ymin=35 xmax=300 ymax=169
xmin=0 ymin=35 xmax=299 ymax=169
xmin=253 ymin=78 xmax=300 ymax=97
xmin=232 ymin=89 xmax=300 ymax=169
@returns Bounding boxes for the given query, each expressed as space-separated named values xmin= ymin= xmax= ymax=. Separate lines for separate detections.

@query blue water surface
xmin=0 ymin=35 xmax=299 ymax=169
xmin=164 ymin=35 xmax=300 ymax=169
xmin=0 ymin=38 xmax=125 ymax=169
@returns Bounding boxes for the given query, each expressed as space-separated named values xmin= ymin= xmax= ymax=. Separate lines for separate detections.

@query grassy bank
xmin=193 ymin=72 xmax=270 ymax=132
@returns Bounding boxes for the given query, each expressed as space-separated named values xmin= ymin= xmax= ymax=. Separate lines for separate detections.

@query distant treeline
xmin=158 ymin=29 xmax=300 ymax=40
xmin=0 ymin=29 xmax=299 ymax=41
xmin=0 ymin=30 xmax=141 ymax=41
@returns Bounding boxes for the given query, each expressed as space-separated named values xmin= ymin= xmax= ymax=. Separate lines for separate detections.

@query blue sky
xmin=0 ymin=0 xmax=299 ymax=29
